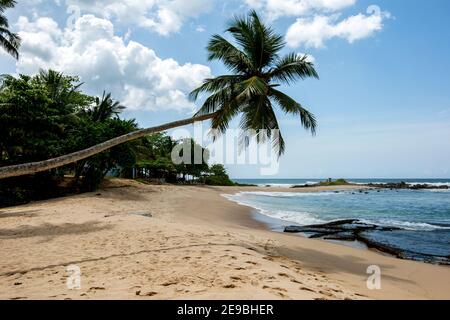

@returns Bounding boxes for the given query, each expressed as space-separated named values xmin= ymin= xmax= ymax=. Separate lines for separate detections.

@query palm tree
xmin=87 ymin=91 xmax=125 ymax=122
xmin=36 ymin=69 xmax=88 ymax=112
xmin=0 ymin=11 xmax=318 ymax=179
xmin=0 ymin=0 xmax=20 ymax=59
xmin=74 ymin=92 xmax=125 ymax=182
xmin=190 ymin=10 xmax=317 ymax=155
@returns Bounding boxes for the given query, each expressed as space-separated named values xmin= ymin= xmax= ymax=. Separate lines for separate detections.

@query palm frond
xmin=0 ymin=31 xmax=20 ymax=59
xmin=270 ymin=88 xmax=317 ymax=135
xmin=235 ymin=76 xmax=267 ymax=100
xmin=0 ymin=0 xmax=19 ymax=59
xmin=227 ymin=10 xmax=284 ymax=71
xmin=0 ymin=15 xmax=9 ymax=27
xmin=0 ymin=0 xmax=16 ymax=12
xmin=189 ymin=75 xmax=243 ymax=101
xmin=210 ymin=100 xmax=241 ymax=134
xmin=269 ymin=53 xmax=318 ymax=85
xmin=239 ymin=96 xmax=285 ymax=156
xmin=194 ymin=86 xmax=236 ymax=117
xmin=207 ymin=35 xmax=253 ymax=73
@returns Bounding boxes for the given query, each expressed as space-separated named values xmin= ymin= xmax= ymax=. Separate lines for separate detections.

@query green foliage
xmin=132 ymin=133 xmax=177 ymax=181
xmin=131 ymin=134 xmax=236 ymax=186
xmin=0 ymin=0 xmax=21 ymax=59
xmin=209 ymin=164 xmax=228 ymax=177
xmin=317 ymin=179 xmax=349 ymax=186
xmin=0 ymin=68 xmax=238 ymax=206
xmin=205 ymin=164 xmax=235 ymax=186
xmin=175 ymin=138 xmax=210 ymax=181
xmin=76 ymin=118 xmax=139 ymax=191
xmin=190 ymin=10 xmax=318 ymax=157
xmin=0 ymin=73 xmax=92 ymax=165
xmin=82 ymin=91 xmax=125 ymax=122
xmin=133 ymin=134 xmax=210 ymax=184
xmin=0 ymin=70 xmax=138 ymax=205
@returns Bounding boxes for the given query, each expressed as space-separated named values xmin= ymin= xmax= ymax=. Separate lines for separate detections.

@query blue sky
xmin=1 ymin=0 xmax=449 ymax=179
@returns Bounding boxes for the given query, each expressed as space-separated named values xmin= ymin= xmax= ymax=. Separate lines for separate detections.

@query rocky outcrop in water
xmin=291 ymin=181 xmax=449 ymax=190
xmin=366 ymin=182 xmax=449 ymax=190
xmin=285 ymin=219 xmax=400 ymax=239
xmin=284 ymin=219 xmax=450 ymax=265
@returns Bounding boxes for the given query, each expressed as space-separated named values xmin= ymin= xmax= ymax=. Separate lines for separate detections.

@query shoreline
xmin=224 ymin=186 xmax=450 ymax=266
xmin=0 ymin=179 xmax=449 ymax=300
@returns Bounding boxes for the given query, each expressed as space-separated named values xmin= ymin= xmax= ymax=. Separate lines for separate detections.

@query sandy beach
xmin=0 ymin=178 xmax=449 ymax=300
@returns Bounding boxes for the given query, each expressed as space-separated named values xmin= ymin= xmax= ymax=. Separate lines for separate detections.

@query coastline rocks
xmin=284 ymin=219 xmax=449 ymax=265
xmin=284 ymin=219 xmax=400 ymax=236
xmin=291 ymin=184 xmax=314 ymax=188
xmin=291 ymin=181 xmax=449 ymax=190
xmin=366 ymin=182 xmax=449 ymax=190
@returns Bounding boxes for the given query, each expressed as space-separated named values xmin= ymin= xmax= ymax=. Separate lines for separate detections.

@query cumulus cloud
xmin=16 ymin=14 xmax=212 ymax=112
xmin=286 ymin=7 xmax=390 ymax=48
xmin=63 ymin=0 xmax=214 ymax=36
xmin=244 ymin=1 xmax=390 ymax=49
xmin=245 ymin=0 xmax=356 ymax=20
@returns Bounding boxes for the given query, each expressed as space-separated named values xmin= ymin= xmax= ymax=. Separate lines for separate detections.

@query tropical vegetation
xmin=0 ymin=10 xmax=318 ymax=180
xmin=0 ymin=10 xmax=319 ymax=206
xmin=0 ymin=70 xmax=231 ymax=207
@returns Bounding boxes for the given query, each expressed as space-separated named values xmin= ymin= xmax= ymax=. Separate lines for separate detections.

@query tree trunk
xmin=0 ymin=113 xmax=217 ymax=180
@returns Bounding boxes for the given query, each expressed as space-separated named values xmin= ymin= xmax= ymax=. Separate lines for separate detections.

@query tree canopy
xmin=0 ymin=70 xmax=236 ymax=207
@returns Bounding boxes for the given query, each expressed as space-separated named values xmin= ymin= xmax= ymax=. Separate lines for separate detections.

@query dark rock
xmin=366 ymin=182 xmax=448 ymax=190
xmin=291 ymin=184 xmax=317 ymax=188
xmin=284 ymin=219 xmax=449 ymax=265
xmin=284 ymin=220 xmax=404 ymax=257
xmin=284 ymin=219 xmax=398 ymax=235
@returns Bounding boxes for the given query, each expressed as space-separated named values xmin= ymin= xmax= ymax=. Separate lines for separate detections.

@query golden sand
xmin=0 ymin=179 xmax=449 ymax=300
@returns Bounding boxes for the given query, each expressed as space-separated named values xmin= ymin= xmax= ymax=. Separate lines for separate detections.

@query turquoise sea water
xmin=228 ymin=179 xmax=450 ymax=263
xmin=233 ymin=178 xmax=450 ymax=188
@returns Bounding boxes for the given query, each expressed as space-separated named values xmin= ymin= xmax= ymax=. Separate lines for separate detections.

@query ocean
xmin=233 ymin=178 xmax=450 ymax=188
xmin=228 ymin=179 xmax=450 ymax=263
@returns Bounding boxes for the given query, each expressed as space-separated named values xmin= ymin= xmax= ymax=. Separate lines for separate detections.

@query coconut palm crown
xmin=190 ymin=10 xmax=318 ymax=156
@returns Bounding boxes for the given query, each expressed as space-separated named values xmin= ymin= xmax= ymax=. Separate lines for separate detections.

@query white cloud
xmin=244 ymin=1 xmax=390 ymax=49
xmin=196 ymin=25 xmax=206 ymax=33
xmin=16 ymin=14 xmax=212 ymax=112
xmin=286 ymin=7 xmax=390 ymax=48
xmin=63 ymin=0 xmax=214 ymax=36
xmin=245 ymin=0 xmax=356 ymax=20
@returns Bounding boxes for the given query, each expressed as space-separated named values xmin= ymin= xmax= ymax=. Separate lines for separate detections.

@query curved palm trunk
xmin=0 ymin=113 xmax=216 ymax=180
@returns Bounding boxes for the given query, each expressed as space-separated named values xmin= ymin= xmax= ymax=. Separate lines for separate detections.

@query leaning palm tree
xmin=0 ymin=0 xmax=21 ymax=59
xmin=190 ymin=10 xmax=317 ymax=155
xmin=0 ymin=11 xmax=318 ymax=180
